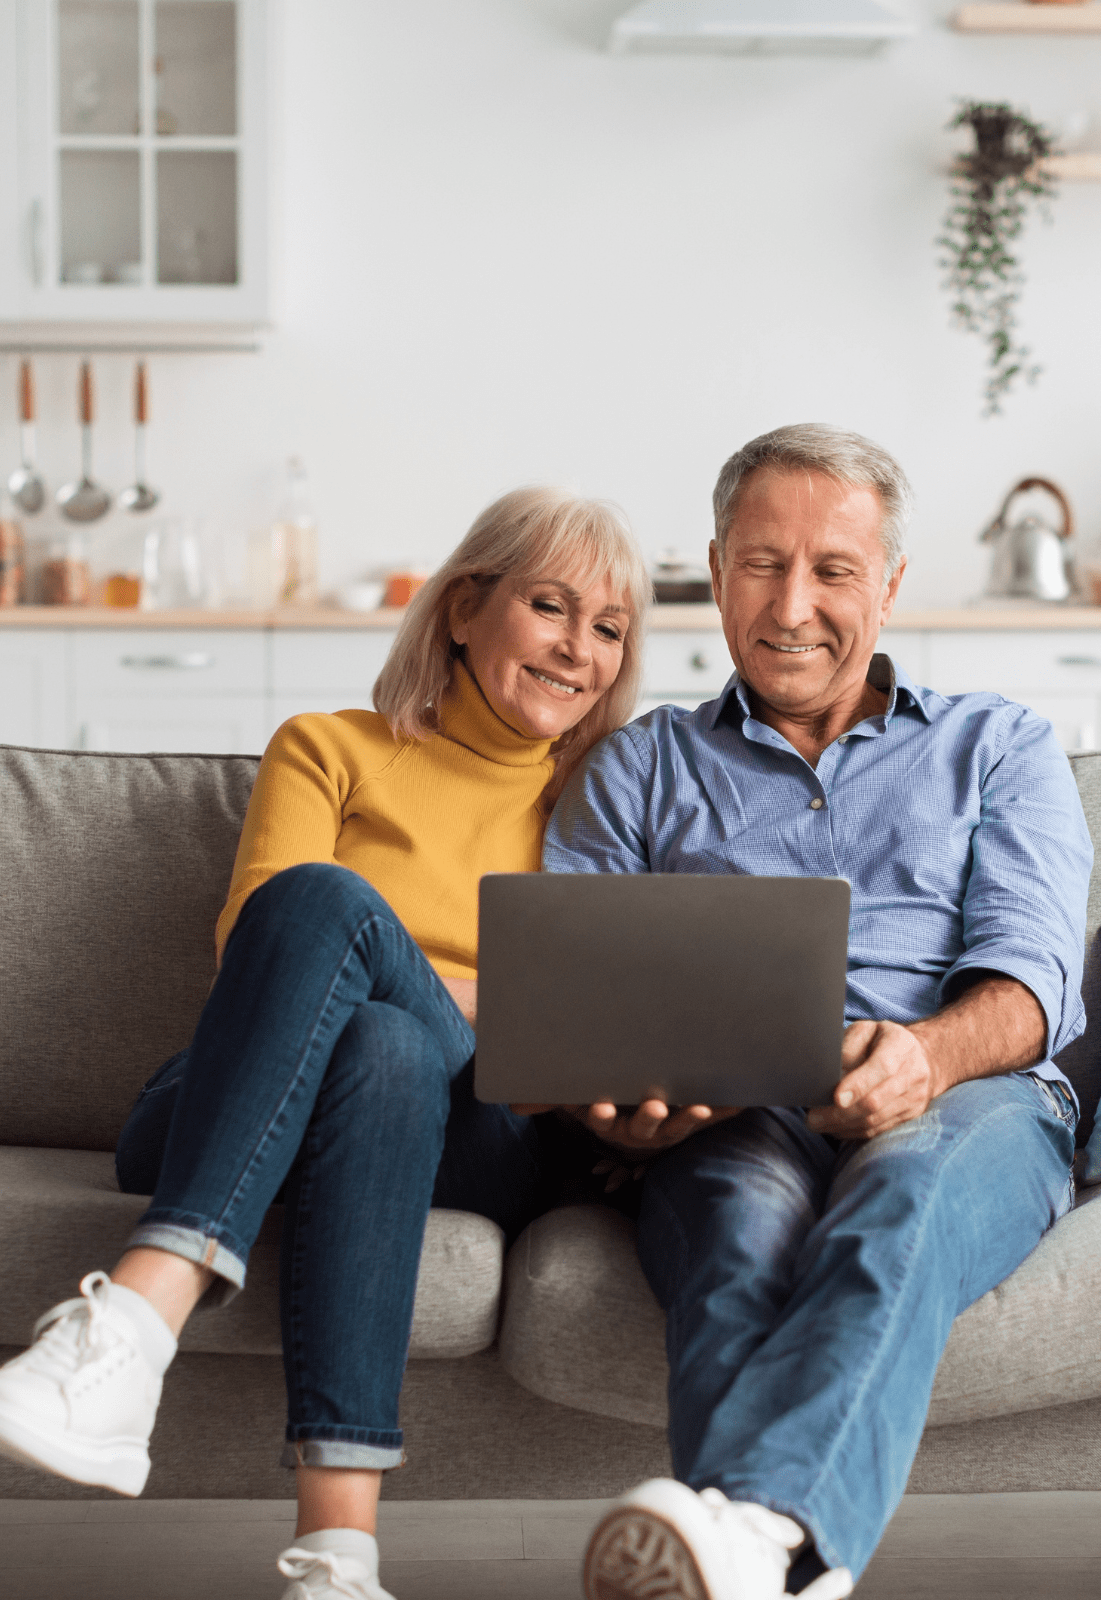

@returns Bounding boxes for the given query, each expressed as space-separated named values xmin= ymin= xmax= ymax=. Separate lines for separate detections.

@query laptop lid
xmin=474 ymin=873 xmax=851 ymax=1108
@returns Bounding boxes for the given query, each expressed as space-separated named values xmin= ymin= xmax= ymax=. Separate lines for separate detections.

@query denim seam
xmin=792 ymin=1094 xmax=1052 ymax=1569
xmin=209 ymin=909 xmax=393 ymax=1239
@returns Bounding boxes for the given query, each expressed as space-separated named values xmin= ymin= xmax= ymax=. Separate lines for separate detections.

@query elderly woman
xmin=0 ymin=487 xmax=651 ymax=1600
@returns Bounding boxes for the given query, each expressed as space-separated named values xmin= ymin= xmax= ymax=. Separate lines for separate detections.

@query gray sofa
xmin=3 ymin=741 xmax=1101 ymax=1505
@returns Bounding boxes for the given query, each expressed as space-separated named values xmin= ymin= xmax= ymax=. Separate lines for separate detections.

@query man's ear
xmin=448 ymin=577 xmax=480 ymax=647
xmin=880 ymin=556 xmax=907 ymax=626
xmin=708 ymin=541 xmax=724 ymax=608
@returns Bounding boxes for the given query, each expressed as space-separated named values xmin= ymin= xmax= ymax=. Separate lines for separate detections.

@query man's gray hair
xmin=712 ymin=423 xmax=912 ymax=577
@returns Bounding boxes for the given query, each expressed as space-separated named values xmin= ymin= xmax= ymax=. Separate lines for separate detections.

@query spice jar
xmin=43 ymin=534 xmax=92 ymax=606
xmin=0 ymin=515 xmax=25 ymax=605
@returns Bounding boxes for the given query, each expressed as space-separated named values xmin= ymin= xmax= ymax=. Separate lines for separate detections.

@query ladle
xmin=118 ymin=361 xmax=159 ymax=513
xmin=57 ymin=361 xmax=112 ymax=523
xmin=7 ymin=359 xmax=46 ymax=515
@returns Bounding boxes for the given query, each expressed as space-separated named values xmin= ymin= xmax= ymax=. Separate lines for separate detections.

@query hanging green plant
xmin=939 ymin=100 xmax=1058 ymax=415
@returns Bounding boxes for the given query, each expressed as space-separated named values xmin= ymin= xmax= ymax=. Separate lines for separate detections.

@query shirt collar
xmin=436 ymin=657 xmax=556 ymax=768
xmin=711 ymin=651 xmax=934 ymax=733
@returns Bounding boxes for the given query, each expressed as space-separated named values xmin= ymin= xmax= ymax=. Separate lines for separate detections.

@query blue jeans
xmin=635 ymin=1081 xmax=1076 ymax=1581
xmin=117 ymin=863 xmax=1075 ymax=1578
xmin=117 ymin=863 xmax=560 ymax=1469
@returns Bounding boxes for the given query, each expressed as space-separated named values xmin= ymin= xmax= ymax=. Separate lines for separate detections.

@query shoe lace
xmin=29 ymin=1271 xmax=113 ymax=1374
xmin=697 ymin=1492 xmax=853 ymax=1600
xmin=277 ymin=1548 xmax=372 ymax=1599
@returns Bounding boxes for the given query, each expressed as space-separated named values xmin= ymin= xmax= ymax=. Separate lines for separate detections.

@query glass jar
xmin=43 ymin=533 xmax=92 ymax=606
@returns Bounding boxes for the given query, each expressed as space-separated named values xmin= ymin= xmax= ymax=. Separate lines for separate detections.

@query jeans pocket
xmin=1032 ymin=1075 xmax=1079 ymax=1136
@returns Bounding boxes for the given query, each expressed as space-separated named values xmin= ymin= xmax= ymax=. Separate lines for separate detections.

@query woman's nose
xmin=556 ymin=626 xmax=591 ymax=665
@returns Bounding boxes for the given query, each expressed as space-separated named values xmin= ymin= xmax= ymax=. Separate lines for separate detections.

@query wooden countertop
xmin=4 ymin=604 xmax=1101 ymax=631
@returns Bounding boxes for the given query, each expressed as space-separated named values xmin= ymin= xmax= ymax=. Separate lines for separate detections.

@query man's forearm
xmin=908 ymin=972 xmax=1047 ymax=1096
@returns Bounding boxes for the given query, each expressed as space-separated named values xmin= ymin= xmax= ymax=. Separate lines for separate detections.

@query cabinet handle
xmin=120 ymin=652 xmax=215 ymax=670
xmin=1056 ymin=655 xmax=1101 ymax=668
xmin=689 ymin=651 xmax=711 ymax=672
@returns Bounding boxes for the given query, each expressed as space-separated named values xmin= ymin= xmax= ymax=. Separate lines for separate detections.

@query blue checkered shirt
xmin=543 ymin=654 xmax=1092 ymax=1095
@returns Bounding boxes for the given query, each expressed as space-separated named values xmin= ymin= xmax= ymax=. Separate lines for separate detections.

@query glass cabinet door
xmin=12 ymin=0 xmax=267 ymax=324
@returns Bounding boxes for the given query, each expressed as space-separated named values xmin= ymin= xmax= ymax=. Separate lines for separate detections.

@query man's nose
xmin=770 ymin=570 xmax=816 ymax=631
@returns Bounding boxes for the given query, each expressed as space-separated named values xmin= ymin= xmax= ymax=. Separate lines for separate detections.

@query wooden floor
xmin=4 ymin=1492 xmax=1101 ymax=1598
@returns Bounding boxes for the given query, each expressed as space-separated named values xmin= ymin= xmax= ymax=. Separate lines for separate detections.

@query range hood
xmin=608 ymin=0 xmax=916 ymax=55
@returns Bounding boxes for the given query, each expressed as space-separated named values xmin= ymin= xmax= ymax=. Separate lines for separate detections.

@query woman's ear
xmin=448 ymin=577 xmax=479 ymax=647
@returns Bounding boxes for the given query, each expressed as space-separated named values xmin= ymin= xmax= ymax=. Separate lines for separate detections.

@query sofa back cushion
xmin=2 ymin=743 xmax=1100 ymax=1153
xmin=0 ymin=745 xmax=258 ymax=1151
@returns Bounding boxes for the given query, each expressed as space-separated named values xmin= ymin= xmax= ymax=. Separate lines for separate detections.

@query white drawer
xmin=927 ymin=631 xmax=1101 ymax=695
xmin=71 ymin=631 xmax=265 ymax=697
xmin=75 ymin=695 xmax=268 ymax=755
xmin=644 ymin=632 xmax=730 ymax=695
xmin=272 ymin=631 xmax=397 ymax=693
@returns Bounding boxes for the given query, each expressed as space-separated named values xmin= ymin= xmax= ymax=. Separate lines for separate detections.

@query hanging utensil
xmin=57 ymin=360 xmax=112 ymax=523
xmin=118 ymin=361 xmax=159 ymax=513
xmin=8 ymin=359 xmax=46 ymax=515
xmin=980 ymin=477 xmax=1078 ymax=604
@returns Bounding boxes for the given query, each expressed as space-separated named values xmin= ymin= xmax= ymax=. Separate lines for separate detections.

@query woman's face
xmin=450 ymin=569 xmax=629 ymax=740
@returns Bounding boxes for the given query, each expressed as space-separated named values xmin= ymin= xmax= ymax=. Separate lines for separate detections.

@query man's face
xmin=708 ymin=468 xmax=905 ymax=721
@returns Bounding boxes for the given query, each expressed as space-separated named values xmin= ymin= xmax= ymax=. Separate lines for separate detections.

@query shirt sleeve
xmin=214 ymin=715 xmax=352 ymax=962
xmin=543 ymin=725 xmax=654 ymax=874
xmin=939 ymin=705 xmax=1093 ymax=1058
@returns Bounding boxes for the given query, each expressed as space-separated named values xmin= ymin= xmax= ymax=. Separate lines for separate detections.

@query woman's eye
xmin=596 ymin=624 xmax=622 ymax=642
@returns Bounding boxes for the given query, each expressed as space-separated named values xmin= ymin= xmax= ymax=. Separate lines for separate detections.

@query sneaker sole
xmin=0 ymin=1402 xmax=150 ymax=1497
xmin=584 ymin=1506 xmax=712 ymax=1600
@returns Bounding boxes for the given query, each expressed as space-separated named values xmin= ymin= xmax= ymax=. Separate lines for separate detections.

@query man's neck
xmin=745 ymin=677 xmax=888 ymax=767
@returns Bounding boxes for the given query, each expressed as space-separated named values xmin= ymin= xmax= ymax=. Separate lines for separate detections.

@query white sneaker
xmin=583 ymin=1479 xmax=853 ymax=1600
xmin=278 ymin=1531 xmax=396 ymax=1600
xmin=0 ymin=1271 xmax=171 ymax=1497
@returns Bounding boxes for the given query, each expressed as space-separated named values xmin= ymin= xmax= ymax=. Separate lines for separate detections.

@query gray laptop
xmin=474 ymin=873 xmax=851 ymax=1108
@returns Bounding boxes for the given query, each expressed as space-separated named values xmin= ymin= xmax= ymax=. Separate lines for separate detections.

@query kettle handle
xmin=981 ymin=477 xmax=1075 ymax=543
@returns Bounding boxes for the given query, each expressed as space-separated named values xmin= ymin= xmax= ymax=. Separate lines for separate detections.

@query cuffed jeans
xmin=116 ymin=863 xmax=1075 ymax=1579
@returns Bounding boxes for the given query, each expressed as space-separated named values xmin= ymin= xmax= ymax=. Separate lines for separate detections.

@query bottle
xmin=248 ymin=457 xmax=318 ymax=609
xmin=0 ymin=492 xmax=25 ymax=606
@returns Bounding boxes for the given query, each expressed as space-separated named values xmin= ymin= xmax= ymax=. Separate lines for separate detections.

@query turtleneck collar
xmin=437 ymin=658 xmax=556 ymax=768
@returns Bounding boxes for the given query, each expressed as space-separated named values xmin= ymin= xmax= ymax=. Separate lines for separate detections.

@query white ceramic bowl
xmin=341 ymin=580 xmax=386 ymax=613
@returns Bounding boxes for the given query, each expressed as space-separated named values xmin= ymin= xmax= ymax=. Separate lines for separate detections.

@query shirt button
xmin=809 ymin=797 xmax=825 ymax=810
xmin=838 ymin=735 xmax=848 ymax=744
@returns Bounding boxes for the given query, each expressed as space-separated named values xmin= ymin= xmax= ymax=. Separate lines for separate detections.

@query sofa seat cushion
xmin=0 ymin=1148 xmax=503 ymax=1360
xmin=499 ymin=1196 xmax=1101 ymax=1429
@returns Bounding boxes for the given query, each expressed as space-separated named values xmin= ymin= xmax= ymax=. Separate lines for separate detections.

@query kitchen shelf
xmin=953 ymin=3 xmax=1101 ymax=33
xmin=1043 ymin=152 xmax=1101 ymax=180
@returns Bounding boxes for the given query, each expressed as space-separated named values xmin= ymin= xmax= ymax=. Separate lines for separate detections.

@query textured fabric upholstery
xmin=0 ymin=746 xmax=259 ymax=1151
xmin=1054 ymin=752 xmax=1101 ymax=1142
xmin=499 ymin=1192 xmax=1101 ymax=1430
xmin=0 ymin=1148 xmax=503 ymax=1361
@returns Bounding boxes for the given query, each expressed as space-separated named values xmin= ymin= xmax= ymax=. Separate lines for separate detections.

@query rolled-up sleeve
xmin=544 ymin=726 xmax=653 ymax=874
xmin=939 ymin=708 xmax=1093 ymax=1058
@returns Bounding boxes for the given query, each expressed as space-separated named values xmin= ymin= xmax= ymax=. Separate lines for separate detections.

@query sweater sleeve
xmin=215 ymin=713 xmax=362 ymax=963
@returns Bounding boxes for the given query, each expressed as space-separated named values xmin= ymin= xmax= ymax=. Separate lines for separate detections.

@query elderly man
xmin=543 ymin=424 xmax=1091 ymax=1600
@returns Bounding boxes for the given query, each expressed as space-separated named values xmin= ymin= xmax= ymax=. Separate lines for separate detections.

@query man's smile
xmin=760 ymin=641 xmax=822 ymax=655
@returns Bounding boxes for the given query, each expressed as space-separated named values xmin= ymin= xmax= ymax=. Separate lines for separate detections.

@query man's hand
xmin=510 ymin=1099 xmax=742 ymax=1152
xmin=806 ymin=974 xmax=1048 ymax=1141
xmin=805 ymin=1020 xmax=939 ymax=1139
xmin=441 ymin=977 xmax=477 ymax=1026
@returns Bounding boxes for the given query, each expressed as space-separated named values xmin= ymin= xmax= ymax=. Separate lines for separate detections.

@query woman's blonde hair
xmin=373 ymin=486 xmax=652 ymax=801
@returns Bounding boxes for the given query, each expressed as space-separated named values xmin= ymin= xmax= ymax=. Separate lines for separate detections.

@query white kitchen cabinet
xmin=5 ymin=0 xmax=269 ymax=328
xmin=925 ymin=631 xmax=1101 ymax=752
xmin=69 ymin=626 xmax=266 ymax=751
xmin=0 ymin=627 xmax=67 ymax=746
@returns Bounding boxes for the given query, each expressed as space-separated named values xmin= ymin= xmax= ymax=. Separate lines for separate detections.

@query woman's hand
xmin=441 ymin=977 xmax=477 ymax=1025
xmin=510 ymin=1099 xmax=742 ymax=1152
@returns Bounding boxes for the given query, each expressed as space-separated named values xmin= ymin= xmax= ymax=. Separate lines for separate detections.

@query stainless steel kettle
xmin=980 ymin=477 xmax=1078 ymax=604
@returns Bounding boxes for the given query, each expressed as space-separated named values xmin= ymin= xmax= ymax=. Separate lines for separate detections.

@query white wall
xmin=4 ymin=0 xmax=1101 ymax=607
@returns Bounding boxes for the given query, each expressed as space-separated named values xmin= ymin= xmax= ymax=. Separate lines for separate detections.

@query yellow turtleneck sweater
xmin=215 ymin=660 xmax=556 ymax=977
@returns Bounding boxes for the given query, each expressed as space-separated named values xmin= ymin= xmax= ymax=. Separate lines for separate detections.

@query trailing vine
xmin=939 ymin=100 xmax=1058 ymax=415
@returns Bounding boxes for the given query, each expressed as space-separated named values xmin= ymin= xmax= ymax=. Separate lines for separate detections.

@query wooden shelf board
xmin=954 ymin=3 xmax=1101 ymax=34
